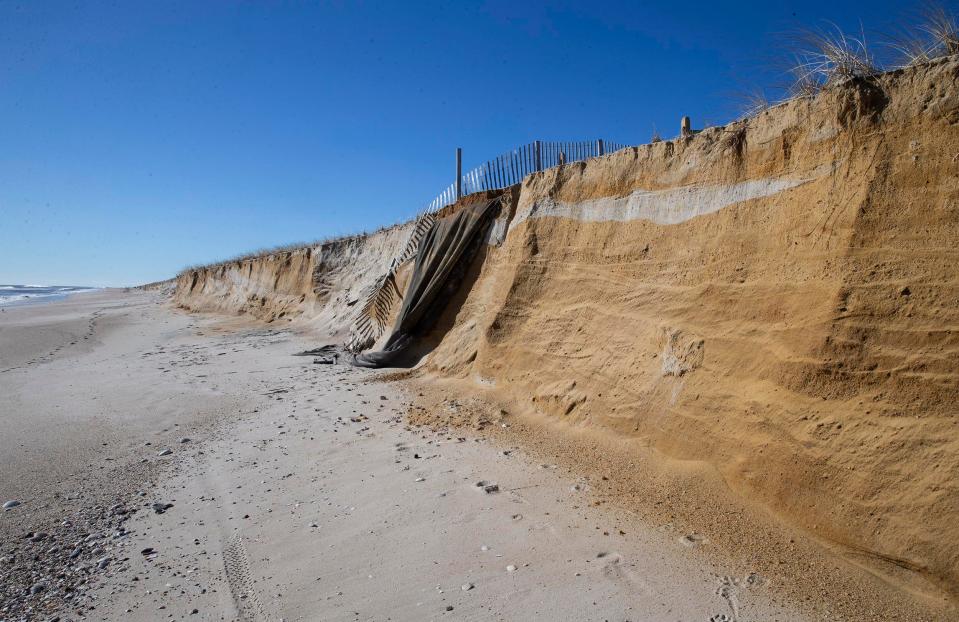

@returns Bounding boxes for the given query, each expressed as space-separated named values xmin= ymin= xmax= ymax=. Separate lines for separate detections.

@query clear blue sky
xmin=0 ymin=0 xmax=942 ymax=286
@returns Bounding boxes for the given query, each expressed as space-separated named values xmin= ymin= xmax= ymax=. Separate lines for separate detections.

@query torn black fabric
xmin=353 ymin=199 xmax=498 ymax=368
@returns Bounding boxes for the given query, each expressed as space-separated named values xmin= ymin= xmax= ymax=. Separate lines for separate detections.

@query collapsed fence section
xmin=350 ymin=138 xmax=626 ymax=351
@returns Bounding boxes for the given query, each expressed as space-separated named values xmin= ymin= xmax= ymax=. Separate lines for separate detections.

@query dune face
xmin=173 ymin=224 xmax=413 ymax=338
xmin=175 ymin=59 xmax=959 ymax=600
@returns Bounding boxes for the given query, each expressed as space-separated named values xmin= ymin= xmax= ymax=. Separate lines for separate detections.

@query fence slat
xmin=418 ymin=137 xmax=624 ymax=212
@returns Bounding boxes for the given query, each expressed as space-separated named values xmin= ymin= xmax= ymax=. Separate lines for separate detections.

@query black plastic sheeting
xmin=353 ymin=199 xmax=499 ymax=368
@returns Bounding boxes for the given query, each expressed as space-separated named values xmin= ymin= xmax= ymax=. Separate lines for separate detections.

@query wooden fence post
xmin=455 ymin=147 xmax=462 ymax=200
xmin=534 ymin=141 xmax=542 ymax=171
xmin=597 ymin=139 xmax=604 ymax=156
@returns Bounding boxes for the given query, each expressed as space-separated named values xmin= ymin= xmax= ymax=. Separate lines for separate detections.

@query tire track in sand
xmin=223 ymin=531 xmax=271 ymax=622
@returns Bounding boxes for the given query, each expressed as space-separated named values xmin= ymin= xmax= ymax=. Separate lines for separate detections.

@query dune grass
xmin=177 ymin=220 xmax=408 ymax=277
xmin=890 ymin=3 xmax=959 ymax=67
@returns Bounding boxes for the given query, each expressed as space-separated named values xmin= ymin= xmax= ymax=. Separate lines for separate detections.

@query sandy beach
xmin=0 ymin=289 xmax=825 ymax=622
xmin=6 ymin=3 xmax=959 ymax=620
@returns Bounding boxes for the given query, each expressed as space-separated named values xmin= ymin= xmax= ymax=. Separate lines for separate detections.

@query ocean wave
xmin=0 ymin=286 xmax=100 ymax=307
xmin=0 ymin=294 xmax=35 ymax=304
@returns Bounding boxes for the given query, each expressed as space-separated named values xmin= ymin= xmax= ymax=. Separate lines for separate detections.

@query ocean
xmin=0 ymin=284 xmax=100 ymax=307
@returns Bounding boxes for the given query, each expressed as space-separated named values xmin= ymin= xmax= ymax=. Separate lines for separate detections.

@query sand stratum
xmin=176 ymin=58 xmax=959 ymax=611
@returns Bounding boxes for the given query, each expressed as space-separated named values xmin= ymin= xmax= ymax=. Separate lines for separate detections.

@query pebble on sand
xmin=158 ymin=449 xmax=173 ymax=456
xmin=180 ymin=437 xmax=191 ymax=443
xmin=461 ymin=583 xmax=473 ymax=591
xmin=3 ymin=500 xmax=21 ymax=510
xmin=506 ymin=565 xmax=517 ymax=572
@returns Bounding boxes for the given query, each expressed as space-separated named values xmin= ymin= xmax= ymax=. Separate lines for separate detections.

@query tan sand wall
xmin=416 ymin=59 xmax=959 ymax=599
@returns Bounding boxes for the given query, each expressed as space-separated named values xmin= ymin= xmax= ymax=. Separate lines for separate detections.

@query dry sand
xmin=0 ymin=290 xmax=815 ymax=621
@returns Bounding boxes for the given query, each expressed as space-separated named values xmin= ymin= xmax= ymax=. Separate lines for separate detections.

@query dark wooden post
xmin=455 ymin=147 xmax=462 ymax=200
xmin=597 ymin=139 xmax=604 ymax=156
xmin=534 ymin=141 xmax=542 ymax=171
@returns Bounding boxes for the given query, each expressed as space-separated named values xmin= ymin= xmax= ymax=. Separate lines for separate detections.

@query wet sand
xmin=0 ymin=290 xmax=809 ymax=620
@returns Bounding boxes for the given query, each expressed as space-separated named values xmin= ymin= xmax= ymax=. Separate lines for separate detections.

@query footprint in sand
xmin=714 ymin=575 xmax=740 ymax=621
xmin=598 ymin=551 xmax=651 ymax=595
xmin=679 ymin=533 xmax=706 ymax=547
xmin=743 ymin=571 xmax=767 ymax=587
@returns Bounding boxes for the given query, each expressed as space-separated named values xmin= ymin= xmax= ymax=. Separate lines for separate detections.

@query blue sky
xmin=0 ymin=0 xmax=944 ymax=286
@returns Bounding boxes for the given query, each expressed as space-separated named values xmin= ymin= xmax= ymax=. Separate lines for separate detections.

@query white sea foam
xmin=0 ymin=285 xmax=100 ymax=307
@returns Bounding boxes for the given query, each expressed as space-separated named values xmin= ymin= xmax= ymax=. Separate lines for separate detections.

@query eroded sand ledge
xmin=171 ymin=59 xmax=959 ymax=616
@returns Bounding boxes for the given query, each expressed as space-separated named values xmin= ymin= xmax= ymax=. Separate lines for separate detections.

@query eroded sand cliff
xmin=175 ymin=58 xmax=959 ymax=609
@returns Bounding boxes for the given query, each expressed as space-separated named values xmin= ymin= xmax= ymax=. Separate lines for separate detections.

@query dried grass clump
xmin=892 ymin=4 xmax=959 ymax=66
xmin=789 ymin=23 xmax=879 ymax=97
xmin=176 ymin=220 xmax=408 ymax=277
xmin=737 ymin=88 xmax=771 ymax=119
